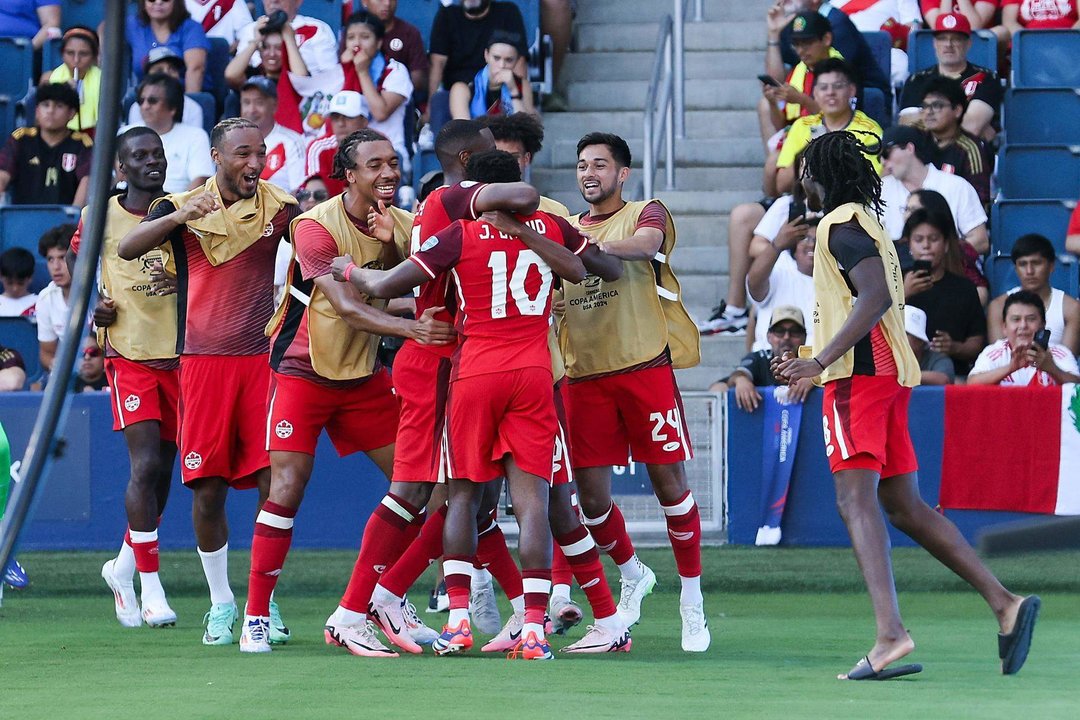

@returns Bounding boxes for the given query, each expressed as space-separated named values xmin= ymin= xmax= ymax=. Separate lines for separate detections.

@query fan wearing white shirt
xmin=185 ymin=0 xmax=254 ymax=50
xmin=879 ymin=125 xmax=988 ymax=254
xmin=127 ymin=47 xmax=206 ymax=132
xmin=34 ymin=223 xmax=78 ymax=372
xmin=239 ymin=76 xmax=307 ymax=193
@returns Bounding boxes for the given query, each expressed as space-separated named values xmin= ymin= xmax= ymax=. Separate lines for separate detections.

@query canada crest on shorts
xmin=124 ymin=394 xmax=141 ymax=412
xmin=61 ymin=153 xmax=78 ymax=172
xmin=184 ymin=451 xmax=202 ymax=470
xmin=275 ymin=420 xmax=293 ymax=439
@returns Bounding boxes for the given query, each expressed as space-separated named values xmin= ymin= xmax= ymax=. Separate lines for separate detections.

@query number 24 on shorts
xmin=650 ymin=408 xmax=684 ymax=452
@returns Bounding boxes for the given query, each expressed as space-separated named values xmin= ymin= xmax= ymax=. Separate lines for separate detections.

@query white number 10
xmin=487 ymin=249 xmax=552 ymax=318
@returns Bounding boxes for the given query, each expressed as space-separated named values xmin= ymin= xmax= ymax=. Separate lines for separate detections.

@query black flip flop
xmin=999 ymin=595 xmax=1041 ymax=675
xmin=843 ymin=655 xmax=924 ymax=681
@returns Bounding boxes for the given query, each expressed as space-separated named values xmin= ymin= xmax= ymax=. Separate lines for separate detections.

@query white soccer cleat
xmin=561 ymin=624 xmax=633 ymax=654
xmin=239 ymin=615 xmax=272 ymax=653
xmin=480 ymin=611 xmax=524 ymax=652
xmin=202 ymin=602 xmax=238 ymax=645
xmin=616 ymin=562 xmax=657 ymax=627
xmin=368 ymin=597 xmax=423 ymax=654
xmin=324 ymin=622 xmax=399 ymax=658
xmin=549 ymin=596 xmax=583 ymax=635
xmin=402 ymin=596 xmax=439 ymax=645
xmin=469 ymin=575 xmax=502 ymax=634
xmin=680 ymin=602 xmax=711 ymax=652
xmin=141 ymin=598 xmax=177 ymax=628
xmin=101 ymin=559 xmax=141 ymax=628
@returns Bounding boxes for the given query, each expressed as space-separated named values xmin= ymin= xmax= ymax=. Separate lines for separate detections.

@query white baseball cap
xmin=328 ymin=91 xmax=366 ymax=119
xmin=905 ymin=305 xmax=929 ymax=343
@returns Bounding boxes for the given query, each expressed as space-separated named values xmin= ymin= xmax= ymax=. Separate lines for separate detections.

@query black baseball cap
xmin=881 ymin=125 xmax=932 ymax=162
xmin=789 ymin=13 xmax=832 ymax=40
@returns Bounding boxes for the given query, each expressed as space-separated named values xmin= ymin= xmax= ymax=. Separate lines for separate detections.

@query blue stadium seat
xmin=0 ymin=95 xmax=14 ymax=140
xmin=0 ymin=37 xmax=34 ymax=102
xmin=1003 ymin=89 xmax=1080 ymax=145
xmin=998 ymin=145 xmax=1080 ymax=201
xmin=0 ymin=205 xmax=81 ymax=254
xmin=909 ymin=29 xmax=997 ymax=74
xmin=991 ymin=200 xmax=1076 ymax=256
xmin=396 ymin=0 xmax=443 ymax=46
xmin=188 ymin=91 xmax=218 ymax=137
xmin=30 ymin=259 xmax=51 ymax=294
xmin=412 ymin=148 xmax=441 ymax=199
xmin=862 ymin=87 xmax=890 ymax=129
xmin=42 ymin=37 xmax=63 ymax=76
xmin=1012 ymin=30 xmax=1080 ymax=89
xmin=203 ymin=37 xmax=232 ymax=114
xmin=61 ymin=0 xmax=104 ymax=32
xmin=293 ymin=0 xmax=340 ymax=37
xmin=0 ymin=316 xmax=41 ymax=389
xmin=986 ymin=252 xmax=1080 ymax=299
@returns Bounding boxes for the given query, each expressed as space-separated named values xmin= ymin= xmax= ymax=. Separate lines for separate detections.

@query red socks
xmin=551 ymin=542 xmax=573 ymax=588
xmin=128 ymin=527 xmax=160 ymax=573
xmin=442 ymin=555 xmax=473 ymax=611
xmin=521 ymin=569 xmax=551 ymax=629
xmin=662 ymin=490 xmax=702 ymax=578
xmin=247 ymin=500 xmax=296 ymax=617
xmin=340 ymin=493 xmax=421 ymax=613
xmin=555 ymin=525 xmax=617 ymax=620
xmin=476 ymin=517 xmax=523 ymax=601
xmin=380 ymin=504 xmax=447 ymax=597
xmin=583 ymin=501 xmax=635 ymax=565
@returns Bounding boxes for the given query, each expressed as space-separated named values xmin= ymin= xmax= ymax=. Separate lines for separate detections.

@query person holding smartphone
xmin=969 ymin=291 xmax=1080 ymax=387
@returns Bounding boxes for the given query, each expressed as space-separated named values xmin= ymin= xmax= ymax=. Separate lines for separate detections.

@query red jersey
xmin=145 ymin=198 xmax=298 ymax=355
xmin=410 ymin=211 xmax=588 ymax=380
xmin=408 ymin=181 xmax=488 ymax=358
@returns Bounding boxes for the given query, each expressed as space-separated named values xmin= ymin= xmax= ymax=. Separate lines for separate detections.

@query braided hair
xmin=800 ymin=130 xmax=884 ymax=217
xmin=330 ymin=128 xmax=390 ymax=180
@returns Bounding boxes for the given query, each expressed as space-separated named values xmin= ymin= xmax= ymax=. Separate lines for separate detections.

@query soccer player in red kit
xmin=334 ymin=149 xmax=590 ymax=659
xmin=119 ymin=118 xmax=299 ymax=646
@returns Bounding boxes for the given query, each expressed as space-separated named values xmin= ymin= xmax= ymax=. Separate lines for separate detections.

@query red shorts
xmin=178 ymin=354 xmax=271 ymax=488
xmin=821 ymin=375 xmax=918 ymax=477
xmin=444 ymin=367 xmax=558 ymax=484
xmin=552 ymin=379 xmax=573 ymax=486
xmin=391 ymin=342 xmax=452 ymax=482
xmin=103 ymin=356 xmax=179 ymax=441
xmin=266 ymin=369 xmax=398 ymax=457
xmin=567 ymin=363 xmax=693 ymax=468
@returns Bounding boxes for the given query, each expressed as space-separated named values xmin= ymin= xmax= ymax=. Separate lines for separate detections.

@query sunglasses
xmin=82 ymin=346 xmax=102 ymax=359
xmin=137 ymin=95 xmax=163 ymax=106
xmin=297 ymin=189 xmax=329 ymax=202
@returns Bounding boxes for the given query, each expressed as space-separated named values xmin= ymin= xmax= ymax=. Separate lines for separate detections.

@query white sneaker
xmin=402 ymin=596 xmax=439 ymax=645
xmin=562 ymin=624 xmax=633 ymax=654
xmin=141 ymin=598 xmax=177 ymax=627
xmin=549 ymin=596 xmax=583 ymax=635
xmin=368 ymin=597 xmax=423 ymax=654
xmin=101 ymin=559 xmax=141 ymax=628
xmin=616 ymin=562 xmax=657 ymax=627
xmin=469 ymin=575 xmax=502 ymax=634
xmin=480 ymin=611 xmax=524 ymax=652
xmin=324 ymin=621 xmax=399 ymax=658
xmin=680 ymin=602 xmax=711 ymax=652
xmin=239 ymin=615 xmax=271 ymax=653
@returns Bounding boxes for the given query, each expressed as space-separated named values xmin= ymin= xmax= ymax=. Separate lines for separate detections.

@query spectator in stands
xmin=480 ymin=111 xmax=545 ymax=177
xmin=225 ymin=17 xmax=309 ymax=90
xmin=969 ymin=290 xmax=1080 ymax=386
xmin=0 ymin=344 xmax=26 ymax=391
xmin=360 ymin=0 xmax=430 ymax=102
xmin=898 ymin=13 xmax=1002 ymax=139
xmin=917 ymin=75 xmax=993 ymax=205
xmin=1068 ymin=201 xmax=1080 ymax=257
xmin=0 ymin=248 xmax=38 ymax=320
xmin=427 ymin=0 xmax=529 ymax=125
xmin=901 ymin=187 xmax=988 ymax=302
xmin=1001 ymin=0 xmax=1079 ymax=32
xmin=902 ymin=207 xmax=986 ymax=375
xmin=129 ymin=47 xmax=205 ymax=130
xmin=746 ymin=214 xmax=817 ymax=353
xmin=775 ymin=59 xmax=882 ymax=194
xmin=185 ymin=0 xmax=253 ymax=51
xmin=130 ymin=74 xmax=214 ymax=193
xmin=304 ymin=91 xmax=369 ymax=198
xmin=0 ymin=83 xmax=92 ymax=207
xmin=127 ymin=0 xmax=210 ymax=94
xmin=879 ymin=125 xmax=988 ymax=252
xmin=0 ymin=0 xmax=60 ymax=50
xmin=987 ymin=234 xmax=1080 ymax=356
xmin=708 ymin=306 xmax=814 ymax=410
xmin=236 ymin=0 xmax=343 ymax=138
xmin=905 ymin=304 xmax=956 ymax=384
xmin=540 ymin=0 xmax=573 ymax=111
xmin=832 ymin=1 xmax=922 ymax=86
xmin=34 ymin=223 xmax=76 ymax=372
xmin=239 ymin=77 xmax=306 ymax=193
xmin=920 ymin=0 xmax=1000 ymax=36
xmin=450 ymin=30 xmax=534 ymax=120
xmin=74 ymin=337 xmax=107 ymax=393
xmin=41 ymin=27 xmax=101 ymax=136
xmin=341 ymin=11 xmax=414 ymax=173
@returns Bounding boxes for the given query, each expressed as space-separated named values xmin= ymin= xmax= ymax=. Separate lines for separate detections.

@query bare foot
xmin=838 ymin=631 xmax=916 ymax=680
xmin=996 ymin=594 xmax=1025 ymax=635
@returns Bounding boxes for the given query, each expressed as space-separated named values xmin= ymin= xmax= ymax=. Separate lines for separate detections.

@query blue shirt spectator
xmin=126 ymin=0 xmax=210 ymax=93
xmin=0 ymin=0 xmax=61 ymax=50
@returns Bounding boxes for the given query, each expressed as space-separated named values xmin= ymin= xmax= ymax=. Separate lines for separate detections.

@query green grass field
xmin=3 ymin=547 xmax=1079 ymax=720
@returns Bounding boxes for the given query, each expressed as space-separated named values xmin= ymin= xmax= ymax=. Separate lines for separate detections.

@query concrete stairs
xmin=531 ymin=0 xmax=773 ymax=389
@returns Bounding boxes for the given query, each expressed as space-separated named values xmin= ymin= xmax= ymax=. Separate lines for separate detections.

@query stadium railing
xmin=1012 ymin=29 xmax=1080 ymax=89
xmin=908 ymin=29 xmax=997 ymax=74
xmin=997 ymin=145 xmax=1080 ymax=202
xmin=0 ymin=317 xmax=41 ymax=390
xmin=990 ymin=199 xmax=1077 ymax=257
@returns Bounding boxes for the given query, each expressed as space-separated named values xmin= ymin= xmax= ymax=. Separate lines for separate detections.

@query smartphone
xmin=757 ymin=74 xmax=782 ymax=88
xmin=788 ymin=195 xmax=806 ymax=223
xmin=912 ymin=259 xmax=932 ymax=274
xmin=1033 ymin=329 xmax=1051 ymax=350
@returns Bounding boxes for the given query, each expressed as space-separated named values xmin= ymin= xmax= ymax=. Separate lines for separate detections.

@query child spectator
xmin=450 ymin=30 xmax=533 ymax=120
xmin=0 ymin=248 xmax=38 ymax=320
xmin=35 ymin=223 xmax=77 ymax=372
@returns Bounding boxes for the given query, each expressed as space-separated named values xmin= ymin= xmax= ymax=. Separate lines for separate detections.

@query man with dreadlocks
xmin=774 ymin=130 xmax=1040 ymax=680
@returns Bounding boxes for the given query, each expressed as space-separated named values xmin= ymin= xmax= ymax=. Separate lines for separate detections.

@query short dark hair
xmin=117 ymin=126 xmax=162 ymax=162
xmin=344 ymin=10 xmax=385 ymax=39
xmin=920 ymin=75 xmax=968 ymax=112
xmin=465 ymin=149 xmax=522 ymax=184
xmin=577 ymin=132 xmax=631 ymax=168
xmin=137 ymin=73 xmax=184 ymax=123
xmin=36 ymin=82 xmax=80 ymax=112
xmin=1003 ymin=289 xmax=1046 ymax=324
xmin=331 ymin=128 xmax=392 ymax=180
xmin=0 ymin=247 xmax=35 ymax=279
xmin=38 ymin=223 xmax=77 ymax=257
xmin=487 ymin=28 xmax=523 ymax=51
xmin=210 ymin=116 xmax=259 ymax=150
xmin=435 ymin=119 xmax=487 ymax=168
xmin=481 ymin=112 xmax=544 ymax=157
xmin=1010 ymin=233 xmax=1056 ymax=264
xmin=811 ymin=58 xmax=859 ymax=89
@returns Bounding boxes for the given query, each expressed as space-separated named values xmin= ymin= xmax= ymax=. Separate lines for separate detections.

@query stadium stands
xmin=0 ymin=38 xmax=34 ymax=135
xmin=1012 ymin=30 xmax=1080 ymax=89
xmin=204 ymin=37 xmax=233 ymax=115
xmin=908 ymin=29 xmax=997 ymax=74
xmin=60 ymin=0 xmax=104 ymax=33
xmin=998 ymin=145 xmax=1080 ymax=202
xmin=986 ymin=252 xmax=1080 ymax=298
xmin=0 ymin=206 xmax=81 ymax=255
xmin=0 ymin=317 xmax=41 ymax=389
xmin=1003 ymin=89 xmax=1080 ymax=145
xmin=992 ymin=200 xmax=1077 ymax=256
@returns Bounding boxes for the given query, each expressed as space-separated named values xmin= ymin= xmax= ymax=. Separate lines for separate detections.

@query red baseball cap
xmin=933 ymin=12 xmax=972 ymax=36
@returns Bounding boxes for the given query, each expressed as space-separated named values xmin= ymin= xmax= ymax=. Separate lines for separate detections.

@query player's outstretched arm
xmin=483 ymin=210 xmax=586 ymax=283
xmin=595 ymin=226 xmax=664 ymax=262
xmin=473 ymin=182 xmax=541 ymax=216
xmin=314 ymin=274 xmax=454 ymax=345
xmin=119 ymin=193 xmax=218 ymax=260
xmin=331 ymin=253 xmax=429 ymax=299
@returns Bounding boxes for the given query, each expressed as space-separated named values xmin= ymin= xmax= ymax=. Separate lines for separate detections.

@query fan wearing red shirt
xmin=334 ymin=149 xmax=590 ymax=660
